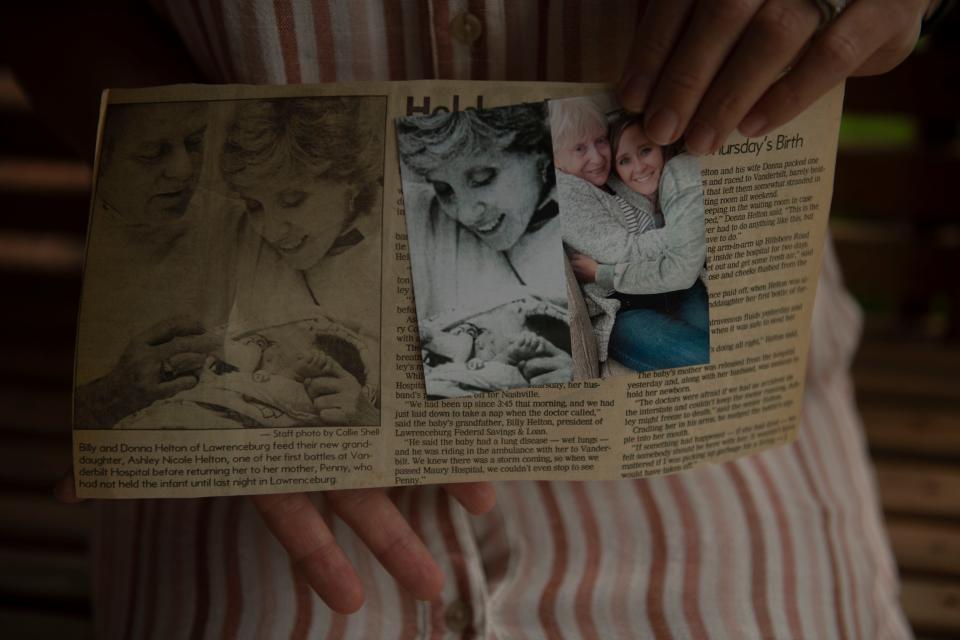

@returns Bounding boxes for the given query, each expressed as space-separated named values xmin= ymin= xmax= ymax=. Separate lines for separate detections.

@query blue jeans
xmin=607 ymin=278 xmax=710 ymax=372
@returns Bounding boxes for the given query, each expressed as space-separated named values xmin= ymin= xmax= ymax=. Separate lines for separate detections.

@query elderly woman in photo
xmin=397 ymin=103 xmax=573 ymax=394
xmin=550 ymin=96 xmax=708 ymax=372
xmin=221 ymin=97 xmax=384 ymax=424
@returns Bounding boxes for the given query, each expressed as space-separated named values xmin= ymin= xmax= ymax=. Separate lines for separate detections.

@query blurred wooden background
xmin=832 ymin=33 xmax=960 ymax=638
xmin=0 ymin=33 xmax=958 ymax=640
xmin=0 ymin=66 xmax=94 ymax=638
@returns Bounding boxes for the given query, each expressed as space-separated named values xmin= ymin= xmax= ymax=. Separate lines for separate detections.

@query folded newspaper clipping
xmin=73 ymin=81 xmax=842 ymax=498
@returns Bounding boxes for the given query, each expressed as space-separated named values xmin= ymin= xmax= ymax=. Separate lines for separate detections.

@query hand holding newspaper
xmin=15 ymin=0 xmax=928 ymax=620
xmin=73 ymin=80 xmax=842 ymax=499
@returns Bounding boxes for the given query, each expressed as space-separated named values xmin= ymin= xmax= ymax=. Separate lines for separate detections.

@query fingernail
xmin=685 ymin=120 xmax=715 ymax=156
xmin=618 ymin=72 xmax=653 ymax=112
xmin=739 ymin=111 xmax=768 ymax=137
xmin=645 ymin=107 xmax=679 ymax=145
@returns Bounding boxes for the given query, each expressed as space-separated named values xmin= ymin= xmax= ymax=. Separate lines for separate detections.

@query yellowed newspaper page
xmin=618 ymin=90 xmax=841 ymax=477
xmin=72 ymin=81 xmax=842 ymax=498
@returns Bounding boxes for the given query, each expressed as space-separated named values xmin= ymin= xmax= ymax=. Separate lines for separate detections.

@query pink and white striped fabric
xmin=94 ymin=2 xmax=911 ymax=637
xmin=152 ymin=0 xmax=646 ymax=85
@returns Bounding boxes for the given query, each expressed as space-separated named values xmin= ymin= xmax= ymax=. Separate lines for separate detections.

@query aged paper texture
xmin=73 ymin=81 xmax=842 ymax=498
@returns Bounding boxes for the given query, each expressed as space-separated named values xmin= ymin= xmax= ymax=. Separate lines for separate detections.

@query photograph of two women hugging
xmin=398 ymin=95 xmax=709 ymax=399
xmin=550 ymin=94 xmax=710 ymax=378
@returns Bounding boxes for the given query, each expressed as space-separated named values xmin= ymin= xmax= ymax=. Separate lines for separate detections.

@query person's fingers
xmin=315 ymin=355 xmax=350 ymax=379
xmin=251 ymin=492 xmax=365 ymax=613
xmin=516 ymin=333 xmax=534 ymax=350
xmin=570 ymin=255 xmax=594 ymax=277
xmin=305 ymin=378 xmax=348 ymax=401
xmin=739 ymin=0 xmax=908 ymax=137
xmin=685 ymin=0 xmax=821 ymax=154
xmin=166 ymin=351 xmax=208 ymax=376
xmin=203 ymin=326 xmax=227 ymax=360
xmin=618 ymin=0 xmax=696 ymax=111
xmin=850 ymin=35 xmax=918 ymax=76
xmin=641 ymin=0 xmax=766 ymax=145
xmin=156 ymin=373 xmax=199 ymax=397
xmin=139 ymin=314 xmax=205 ymax=345
xmin=293 ymin=352 xmax=339 ymax=381
xmin=154 ymin=333 xmax=223 ymax=360
xmin=53 ymin=469 xmax=84 ymax=504
xmin=325 ymin=489 xmax=444 ymax=601
xmin=297 ymin=349 xmax=327 ymax=372
xmin=519 ymin=356 xmax=560 ymax=379
xmin=295 ymin=358 xmax=329 ymax=382
xmin=850 ymin=4 xmax=923 ymax=76
xmin=442 ymin=482 xmax=497 ymax=515
xmin=537 ymin=338 xmax=563 ymax=357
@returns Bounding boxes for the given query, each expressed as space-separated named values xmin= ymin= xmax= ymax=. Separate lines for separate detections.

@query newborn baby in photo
xmin=421 ymin=298 xmax=572 ymax=398
xmin=234 ymin=325 xmax=369 ymax=422
xmin=116 ymin=318 xmax=374 ymax=428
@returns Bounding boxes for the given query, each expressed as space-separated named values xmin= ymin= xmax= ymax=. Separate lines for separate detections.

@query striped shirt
xmin=613 ymin=194 xmax=657 ymax=235
xmin=153 ymin=0 xmax=645 ymax=85
xmin=96 ymin=3 xmax=910 ymax=638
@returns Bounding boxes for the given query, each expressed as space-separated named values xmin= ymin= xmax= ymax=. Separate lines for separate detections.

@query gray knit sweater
xmin=558 ymin=153 xmax=706 ymax=361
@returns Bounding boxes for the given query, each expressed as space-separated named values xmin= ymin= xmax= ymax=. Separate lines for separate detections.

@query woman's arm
xmin=558 ymin=171 xmax=668 ymax=265
xmin=599 ymin=159 xmax=706 ymax=294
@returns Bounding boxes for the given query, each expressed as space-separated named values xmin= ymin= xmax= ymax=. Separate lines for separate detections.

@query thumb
xmin=292 ymin=351 xmax=330 ymax=380
xmin=306 ymin=354 xmax=351 ymax=381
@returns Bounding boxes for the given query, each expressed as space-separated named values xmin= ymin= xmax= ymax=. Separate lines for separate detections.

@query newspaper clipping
xmin=73 ymin=80 xmax=843 ymax=498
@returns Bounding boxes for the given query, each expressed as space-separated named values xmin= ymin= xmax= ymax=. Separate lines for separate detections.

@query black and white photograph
xmin=397 ymin=102 xmax=574 ymax=399
xmin=75 ymin=96 xmax=386 ymax=428
xmin=549 ymin=93 xmax=710 ymax=376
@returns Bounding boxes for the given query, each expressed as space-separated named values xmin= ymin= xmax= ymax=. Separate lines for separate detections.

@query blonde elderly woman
xmin=550 ymin=96 xmax=708 ymax=372
xmin=222 ymin=97 xmax=386 ymax=424
xmin=397 ymin=102 xmax=575 ymax=391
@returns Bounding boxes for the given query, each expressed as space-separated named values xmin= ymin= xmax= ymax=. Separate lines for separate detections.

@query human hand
xmin=618 ymin=0 xmax=935 ymax=154
xmin=53 ymin=470 xmax=497 ymax=613
xmin=250 ymin=483 xmax=496 ymax=613
xmin=296 ymin=353 xmax=365 ymax=424
xmin=496 ymin=331 xmax=547 ymax=367
xmin=527 ymin=362 xmax=574 ymax=385
xmin=517 ymin=338 xmax=574 ymax=384
xmin=569 ymin=251 xmax=599 ymax=283
xmin=93 ymin=315 xmax=222 ymax=424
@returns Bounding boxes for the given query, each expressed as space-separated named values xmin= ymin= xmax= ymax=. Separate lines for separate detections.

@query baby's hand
xmin=293 ymin=347 xmax=328 ymax=382
xmin=516 ymin=337 xmax=573 ymax=384
xmin=496 ymin=331 xmax=549 ymax=366
xmin=295 ymin=354 xmax=363 ymax=424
